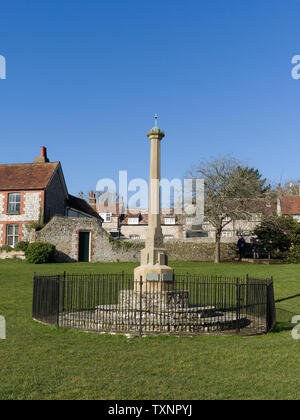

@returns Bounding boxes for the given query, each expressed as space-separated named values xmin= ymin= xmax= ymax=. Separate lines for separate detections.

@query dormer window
xmin=128 ymin=217 xmax=139 ymax=225
xmin=165 ymin=217 xmax=175 ymax=225
xmin=7 ymin=193 xmax=21 ymax=214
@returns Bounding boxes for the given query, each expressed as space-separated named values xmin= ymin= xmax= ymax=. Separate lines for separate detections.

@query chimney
xmin=34 ymin=146 xmax=50 ymax=163
xmin=89 ymin=191 xmax=96 ymax=205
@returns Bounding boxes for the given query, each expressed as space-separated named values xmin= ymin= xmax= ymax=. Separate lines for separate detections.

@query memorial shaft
xmin=134 ymin=118 xmax=174 ymax=291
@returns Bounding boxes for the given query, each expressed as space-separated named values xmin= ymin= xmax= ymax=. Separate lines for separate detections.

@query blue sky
xmin=1 ymin=0 xmax=300 ymax=196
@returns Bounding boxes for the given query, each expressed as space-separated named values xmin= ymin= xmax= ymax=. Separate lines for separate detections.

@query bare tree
xmin=282 ymin=180 xmax=300 ymax=196
xmin=189 ymin=157 xmax=270 ymax=263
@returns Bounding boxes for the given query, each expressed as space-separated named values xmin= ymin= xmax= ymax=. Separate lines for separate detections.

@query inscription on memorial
xmin=146 ymin=273 xmax=160 ymax=281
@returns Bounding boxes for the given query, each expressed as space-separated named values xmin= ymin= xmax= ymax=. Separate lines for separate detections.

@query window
xmin=164 ymin=235 xmax=174 ymax=241
xmin=221 ymin=231 xmax=232 ymax=238
xmin=7 ymin=193 xmax=21 ymax=214
xmin=164 ymin=217 xmax=175 ymax=225
xmin=128 ymin=218 xmax=139 ymax=225
xmin=250 ymin=213 xmax=262 ymax=221
xmin=100 ymin=213 xmax=112 ymax=222
xmin=129 ymin=235 xmax=140 ymax=240
xmin=6 ymin=224 xmax=19 ymax=247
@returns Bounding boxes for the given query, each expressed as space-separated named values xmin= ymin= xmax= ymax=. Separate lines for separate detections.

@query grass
xmin=0 ymin=259 xmax=300 ymax=400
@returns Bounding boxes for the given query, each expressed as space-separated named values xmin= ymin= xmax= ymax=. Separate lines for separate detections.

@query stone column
xmin=134 ymin=117 xmax=174 ymax=292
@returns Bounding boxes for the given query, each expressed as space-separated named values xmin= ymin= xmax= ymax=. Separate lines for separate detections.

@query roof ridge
xmin=0 ymin=162 xmax=59 ymax=167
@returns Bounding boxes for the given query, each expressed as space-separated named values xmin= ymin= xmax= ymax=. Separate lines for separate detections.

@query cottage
xmin=0 ymin=147 xmax=101 ymax=247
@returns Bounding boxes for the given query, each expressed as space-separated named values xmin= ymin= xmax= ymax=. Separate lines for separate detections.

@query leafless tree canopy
xmin=189 ymin=157 xmax=271 ymax=262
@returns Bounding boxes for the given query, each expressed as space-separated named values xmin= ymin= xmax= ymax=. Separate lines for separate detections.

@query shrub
xmin=123 ymin=241 xmax=133 ymax=249
xmin=15 ymin=241 xmax=29 ymax=252
xmin=25 ymin=242 xmax=56 ymax=264
xmin=26 ymin=222 xmax=45 ymax=232
xmin=254 ymin=215 xmax=300 ymax=260
xmin=0 ymin=245 xmax=13 ymax=253
xmin=285 ymin=245 xmax=300 ymax=264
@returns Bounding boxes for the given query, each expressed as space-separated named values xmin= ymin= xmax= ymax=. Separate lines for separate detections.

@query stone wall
xmin=35 ymin=216 xmax=236 ymax=263
xmin=165 ymin=240 xmax=237 ymax=262
xmin=36 ymin=216 xmax=141 ymax=262
xmin=0 ymin=251 xmax=25 ymax=260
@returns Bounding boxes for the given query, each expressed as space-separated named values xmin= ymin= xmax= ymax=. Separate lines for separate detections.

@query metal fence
xmin=32 ymin=273 xmax=276 ymax=336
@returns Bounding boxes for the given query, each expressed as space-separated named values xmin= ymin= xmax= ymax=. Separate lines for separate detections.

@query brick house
xmin=277 ymin=194 xmax=300 ymax=221
xmin=0 ymin=147 xmax=101 ymax=247
xmin=90 ymin=197 xmax=184 ymax=241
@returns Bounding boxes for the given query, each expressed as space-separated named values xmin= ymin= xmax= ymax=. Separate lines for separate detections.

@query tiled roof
xmin=67 ymin=195 xmax=103 ymax=220
xmin=0 ymin=162 xmax=60 ymax=190
xmin=281 ymin=196 xmax=300 ymax=215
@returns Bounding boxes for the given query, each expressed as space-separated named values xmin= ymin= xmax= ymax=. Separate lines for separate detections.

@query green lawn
xmin=0 ymin=259 xmax=300 ymax=400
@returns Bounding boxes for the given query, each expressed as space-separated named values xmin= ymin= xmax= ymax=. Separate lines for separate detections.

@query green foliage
xmin=254 ymin=215 xmax=300 ymax=260
xmin=26 ymin=222 xmax=45 ymax=232
xmin=15 ymin=241 xmax=29 ymax=252
xmin=123 ymin=241 xmax=133 ymax=249
xmin=25 ymin=242 xmax=56 ymax=264
xmin=108 ymin=235 xmax=142 ymax=250
xmin=0 ymin=245 xmax=13 ymax=253
xmin=232 ymin=166 xmax=271 ymax=194
xmin=285 ymin=244 xmax=300 ymax=263
xmin=115 ymin=240 xmax=122 ymax=248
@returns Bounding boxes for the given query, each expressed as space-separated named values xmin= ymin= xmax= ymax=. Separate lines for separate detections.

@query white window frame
xmin=129 ymin=235 xmax=140 ymax=240
xmin=164 ymin=217 xmax=175 ymax=225
xmin=221 ymin=231 xmax=232 ymax=238
xmin=128 ymin=217 xmax=139 ymax=225
xmin=100 ymin=213 xmax=112 ymax=222
xmin=6 ymin=224 xmax=19 ymax=247
xmin=7 ymin=193 xmax=21 ymax=214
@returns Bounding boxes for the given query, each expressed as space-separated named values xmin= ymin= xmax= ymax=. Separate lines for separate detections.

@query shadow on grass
xmin=275 ymin=294 xmax=300 ymax=303
xmin=270 ymin=308 xmax=297 ymax=333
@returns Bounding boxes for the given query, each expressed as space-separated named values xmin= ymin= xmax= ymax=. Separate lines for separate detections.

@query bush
xmin=0 ymin=245 xmax=13 ymax=253
xmin=25 ymin=242 xmax=56 ymax=264
xmin=285 ymin=245 xmax=300 ymax=263
xmin=26 ymin=222 xmax=45 ymax=232
xmin=15 ymin=241 xmax=29 ymax=252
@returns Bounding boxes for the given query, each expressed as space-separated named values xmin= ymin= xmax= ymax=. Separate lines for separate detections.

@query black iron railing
xmin=32 ymin=273 xmax=276 ymax=336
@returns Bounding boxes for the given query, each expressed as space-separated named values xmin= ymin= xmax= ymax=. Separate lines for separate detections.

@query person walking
xmin=250 ymin=237 xmax=259 ymax=260
xmin=237 ymin=236 xmax=246 ymax=261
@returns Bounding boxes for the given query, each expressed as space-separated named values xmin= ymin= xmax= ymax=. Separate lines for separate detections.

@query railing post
xmin=266 ymin=276 xmax=276 ymax=331
xmin=61 ymin=271 xmax=66 ymax=313
xmin=32 ymin=272 xmax=37 ymax=319
xmin=139 ymin=276 xmax=143 ymax=338
xmin=56 ymin=275 xmax=60 ymax=328
xmin=236 ymin=278 xmax=240 ymax=335
xmin=245 ymin=273 xmax=249 ymax=311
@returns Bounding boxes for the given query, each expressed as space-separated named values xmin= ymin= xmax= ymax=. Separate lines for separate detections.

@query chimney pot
xmin=41 ymin=146 xmax=47 ymax=157
xmin=34 ymin=146 xmax=50 ymax=163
